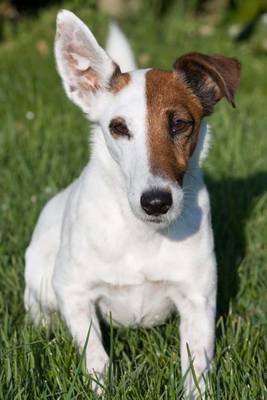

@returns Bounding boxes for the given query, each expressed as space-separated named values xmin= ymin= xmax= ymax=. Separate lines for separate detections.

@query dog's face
xmin=55 ymin=11 xmax=240 ymax=227
xmin=98 ymin=69 xmax=202 ymax=226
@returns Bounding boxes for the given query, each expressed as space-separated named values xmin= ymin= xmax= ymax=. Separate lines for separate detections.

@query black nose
xmin=140 ymin=189 xmax=173 ymax=216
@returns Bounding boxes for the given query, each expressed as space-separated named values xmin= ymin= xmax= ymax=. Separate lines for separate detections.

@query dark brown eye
xmin=169 ymin=114 xmax=193 ymax=138
xmin=109 ymin=118 xmax=130 ymax=138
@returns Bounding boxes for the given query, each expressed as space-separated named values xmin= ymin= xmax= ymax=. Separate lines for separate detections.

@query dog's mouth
xmin=141 ymin=215 xmax=170 ymax=226
xmin=146 ymin=217 xmax=163 ymax=224
xmin=140 ymin=203 xmax=183 ymax=227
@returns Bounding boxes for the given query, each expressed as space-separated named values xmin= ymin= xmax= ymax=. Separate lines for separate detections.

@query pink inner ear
xmin=67 ymin=53 xmax=78 ymax=67
xmin=66 ymin=53 xmax=100 ymax=95
xmin=79 ymin=68 xmax=100 ymax=93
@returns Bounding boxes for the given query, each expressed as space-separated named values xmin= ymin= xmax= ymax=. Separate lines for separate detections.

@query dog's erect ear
xmin=55 ymin=10 xmax=119 ymax=116
xmin=174 ymin=52 xmax=241 ymax=115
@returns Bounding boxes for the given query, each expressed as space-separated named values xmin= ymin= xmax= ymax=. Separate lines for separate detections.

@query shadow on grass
xmin=99 ymin=172 xmax=267 ymax=357
xmin=95 ymin=171 xmax=267 ymax=381
xmin=206 ymin=171 xmax=267 ymax=318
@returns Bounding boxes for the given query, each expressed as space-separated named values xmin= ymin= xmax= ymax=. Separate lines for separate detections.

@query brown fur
xmin=174 ymin=52 xmax=241 ymax=115
xmin=109 ymin=64 xmax=131 ymax=94
xmin=146 ymin=69 xmax=203 ymax=184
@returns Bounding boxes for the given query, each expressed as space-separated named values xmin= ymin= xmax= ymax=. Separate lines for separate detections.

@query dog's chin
xmin=142 ymin=217 xmax=170 ymax=229
xmin=137 ymin=211 xmax=181 ymax=229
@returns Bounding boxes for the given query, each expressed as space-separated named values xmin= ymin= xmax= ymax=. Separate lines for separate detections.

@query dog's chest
xmin=95 ymin=281 xmax=175 ymax=327
xmin=86 ymin=222 xmax=201 ymax=285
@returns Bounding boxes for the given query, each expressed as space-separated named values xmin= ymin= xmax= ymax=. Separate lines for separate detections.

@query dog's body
xmin=24 ymin=10 xmax=240 ymax=398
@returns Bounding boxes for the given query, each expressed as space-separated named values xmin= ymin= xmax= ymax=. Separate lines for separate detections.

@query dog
xmin=24 ymin=10 xmax=240 ymax=398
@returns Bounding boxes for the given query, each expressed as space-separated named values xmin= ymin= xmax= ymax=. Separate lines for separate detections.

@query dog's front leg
xmin=55 ymin=284 xmax=109 ymax=392
xmin=174 ymin=294 xmax=216 ymax=399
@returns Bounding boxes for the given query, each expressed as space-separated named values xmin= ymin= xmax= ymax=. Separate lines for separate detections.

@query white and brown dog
xmin=24 ymin=10 xmax=240 ymax=398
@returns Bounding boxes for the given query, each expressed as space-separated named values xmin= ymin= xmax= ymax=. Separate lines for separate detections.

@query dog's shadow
xmin=101 ymin=171 xmax=267 ymax=349
xmin=206 ymin=171 xmax=267 ymax=318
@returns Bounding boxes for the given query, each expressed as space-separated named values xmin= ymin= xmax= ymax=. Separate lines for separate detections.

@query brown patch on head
xmin=146 ymin=53 xmax=240 ymax=184
xmin=109 ymin=63 xmax=131 ymax=94
xmin=146 ymin=69 xmax=203 ymax=184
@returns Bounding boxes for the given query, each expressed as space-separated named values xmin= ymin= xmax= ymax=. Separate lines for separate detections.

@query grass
xmin=0 ymin=2 xmax=267 ymax=399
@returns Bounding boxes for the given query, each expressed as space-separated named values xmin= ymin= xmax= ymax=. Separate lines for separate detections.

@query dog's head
xmin=55 ymin=10 xmax=241 ymax=228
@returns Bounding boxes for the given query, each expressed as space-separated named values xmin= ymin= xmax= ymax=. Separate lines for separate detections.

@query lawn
xmin=0 ymin=2 xmax=266 ymax=399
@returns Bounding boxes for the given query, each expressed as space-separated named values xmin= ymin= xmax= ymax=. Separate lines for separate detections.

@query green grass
xmin=0 ymin=3 xmax=267 ymax=399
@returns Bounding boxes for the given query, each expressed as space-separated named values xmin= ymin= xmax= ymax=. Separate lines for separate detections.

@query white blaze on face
xmin=100 ymin=70 xmax=185 ymax=226
xmin=100 ymin=70 xmax=149 ymax=209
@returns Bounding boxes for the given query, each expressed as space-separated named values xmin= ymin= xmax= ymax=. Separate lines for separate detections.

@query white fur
xmin=25 ymin=11 xmax=216 ymax=399
xmin=106 ymin=21 xmax=136 ymax=72
xmin=55 ymin=10 xmax=114 ymax=118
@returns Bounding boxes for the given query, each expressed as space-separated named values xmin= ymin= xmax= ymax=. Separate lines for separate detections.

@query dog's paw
xmin=184 ymin=375 xmax=206 ymax=400
xmin=86 ymin=351 xmax=110 ymax=396
xmin=24 ymin=287 xmax=51 ymax=327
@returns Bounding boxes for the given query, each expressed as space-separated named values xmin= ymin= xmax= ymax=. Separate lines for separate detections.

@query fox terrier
xmin=24 ymin=10 xmax=240 ymax=398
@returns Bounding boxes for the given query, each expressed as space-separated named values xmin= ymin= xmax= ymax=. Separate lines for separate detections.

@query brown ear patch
xmin=174 ymin=52 xmax=241 ymax=115
xmin=109 ymin=63 xmax=131 ymax=94
xmin=146 ymin=69 xmax=203 ymax=184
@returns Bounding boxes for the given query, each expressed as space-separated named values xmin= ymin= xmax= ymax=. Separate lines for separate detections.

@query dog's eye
xmin=169 ymin=115 xmax=193 ymax=138
xmin=109 ymin=118 xmax=131 ymax=138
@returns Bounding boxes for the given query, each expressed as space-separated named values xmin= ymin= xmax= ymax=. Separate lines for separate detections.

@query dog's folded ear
xmin=174 ymin=52 xmax=241 ymax=115
xmin=55 ymin=10 xmax=119 ymax=117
